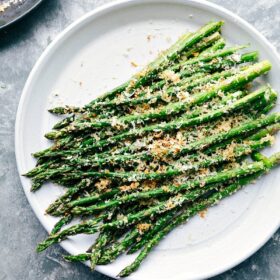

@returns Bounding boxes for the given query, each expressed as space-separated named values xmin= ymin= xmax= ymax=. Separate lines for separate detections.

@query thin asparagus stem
xmin=43 ymin=136 xmax=271 ymax=193
xmin=118 ymin=152 xmax=280 ymax=277
xmin=199 ymin=37 xmax=225 ymax=54
xmin=37 ymin=213 xmax=108 ymax=252
xmin=44 ymin=62 xmax=271 ymax=157
xmin=36 ymin=156 xmax=275 ymax=252
xmin=120 ymin=153 xmax=280 ymax=276
xmin=51 ymin=22 xmax=223 ymax=116
xmin=51 ymin=215 xmax=73 ymax=235
xmin=53 ymin=51 xmax=257 ymax=134
xmin=49 ymin=123 xmax=279 ymax=217
xmin=28 ymin=103 xmax=278 ymax=188
xmin=45 ymin=179 xmax=93 ymax=214
xmin=117 ymin=174 xmax=258 ymax=277
xmin=102 ymin=211 xmax=177 ymax=260
xmin=49 ymin=36 xmax=225 ymax=133
xmin=89 ymin=231 xmax=112 ymax=270
xmin=98 ymin=228 xmax=140 ymax=265
xmin=25 ymin=89 xmax=247 ymax=178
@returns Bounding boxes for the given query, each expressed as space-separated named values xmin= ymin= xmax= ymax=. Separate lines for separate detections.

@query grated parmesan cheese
xmin=159 ymin=70 xmax=180 ymax=84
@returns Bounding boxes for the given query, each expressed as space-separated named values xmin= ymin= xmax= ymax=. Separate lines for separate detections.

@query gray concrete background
xmin=0 ymin=0 xmax=279 ymax=279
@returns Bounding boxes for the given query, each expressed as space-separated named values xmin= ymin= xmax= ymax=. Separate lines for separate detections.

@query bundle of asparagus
xmin=25 ymin=21 xmax=280 ymax=277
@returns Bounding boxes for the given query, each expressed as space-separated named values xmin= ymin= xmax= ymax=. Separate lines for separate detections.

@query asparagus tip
xmin=45 ymin=131 xmax=58 ymax=140
xmin=63 ymin=255 xmax=72 ymax=262
xmin=22 ymin=170 xmax=36 ymax=177
xmin=268 ymin=152 xmax=280 ymax=166
xmin=30 ymin=182 xmax=42 ymax=192
xmin=36 ymin=243 xmax=47 ymax=252
xmin=117 ymin=268 xmax=131 ymax=278
xmin=32 ymin=152 xmax=40 ymax=158
xmin=48 ymin=107 xmax=66 ymax=114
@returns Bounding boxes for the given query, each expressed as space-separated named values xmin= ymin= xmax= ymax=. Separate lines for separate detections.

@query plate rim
xmin=15 ymin=0 xmax=280 ymax=279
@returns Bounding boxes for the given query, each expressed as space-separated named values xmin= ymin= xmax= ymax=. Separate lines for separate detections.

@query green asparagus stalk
xmin=89 ymin=230 xmax=112 ymax=270
xmin=45 ymin=61 xmax=271 ymax=142
xmin=53 ymin=115 xmax=75 ymax=129
xmin=51 ymin=215 xmax=73 ymax=235
xmin=40 ymin=212 xmax=108 ymax=249
xmin=49 ymin=122 xmax=280 ymax=218
xmin=117 ymin=174 xmax=257 ymax=277
xmin=199 ymin=37 xmax=225 ymax=54
xmin=64 ymin=253 xmax=90 ymax=262
xmin=251 ymin=152 xmax=272 ymax=167
xmin=40 ymin=86 xmax=274 ymax=168
xmin=36 ymin=155 xmax=275 ymax=252
xmin=58 ymin=51 xmax=256 ymax=124
xmin=100 ymin=211 xmax=177 ymax=263
xmin=27 ymin=89 xmax=247 ymax=177
xmin=248 ymin=123 xmax=280 ymax=141
xmin=49 ymin=35 xmax=224 ymax=120
xmin=181 ymin=31 xmax=222 ymax=58
xmin=39 ymin=134 xmax=271 ymax=191
xmin=52 ymin=22 xmax=223 ymax=116
xmin=172 ymin=44 xmax=245 ymax=73
xmin=98 ymin=228 xmax=140 ymax=265
xmin=69 ymin=137 xmax=270 ymax=216
xmin=118 ymin=151 xmax=280 ymax=277
xmin=45 ymin=179 xmax=94 ymax=214
xmin=27 ymin=98 xmax=277 ymax=184
xmin=94 ymin=22 xmax=223 ymax=96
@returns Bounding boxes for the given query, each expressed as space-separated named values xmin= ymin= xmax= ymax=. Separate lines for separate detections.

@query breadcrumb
xmin=137 ymin=223 xmax=152 ymax=234
xmin=131 ymin=61 xmax=138 ymax=67
xmin=199 ymin=209 xmax=207 ymax=219
xmin=95 ymin=179 xmax=111 ymax=192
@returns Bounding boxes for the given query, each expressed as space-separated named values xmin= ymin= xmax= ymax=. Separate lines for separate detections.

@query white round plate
xmin=15 ymin=1 xmax=280 ymax=279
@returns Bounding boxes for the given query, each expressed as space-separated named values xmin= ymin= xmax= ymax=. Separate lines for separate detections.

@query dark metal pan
xmin=0 ymin=0 xmax=43 ymax=30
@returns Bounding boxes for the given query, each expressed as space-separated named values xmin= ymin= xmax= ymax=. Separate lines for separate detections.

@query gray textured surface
xmin=0 ymin=0 xmax=279 ymax=279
